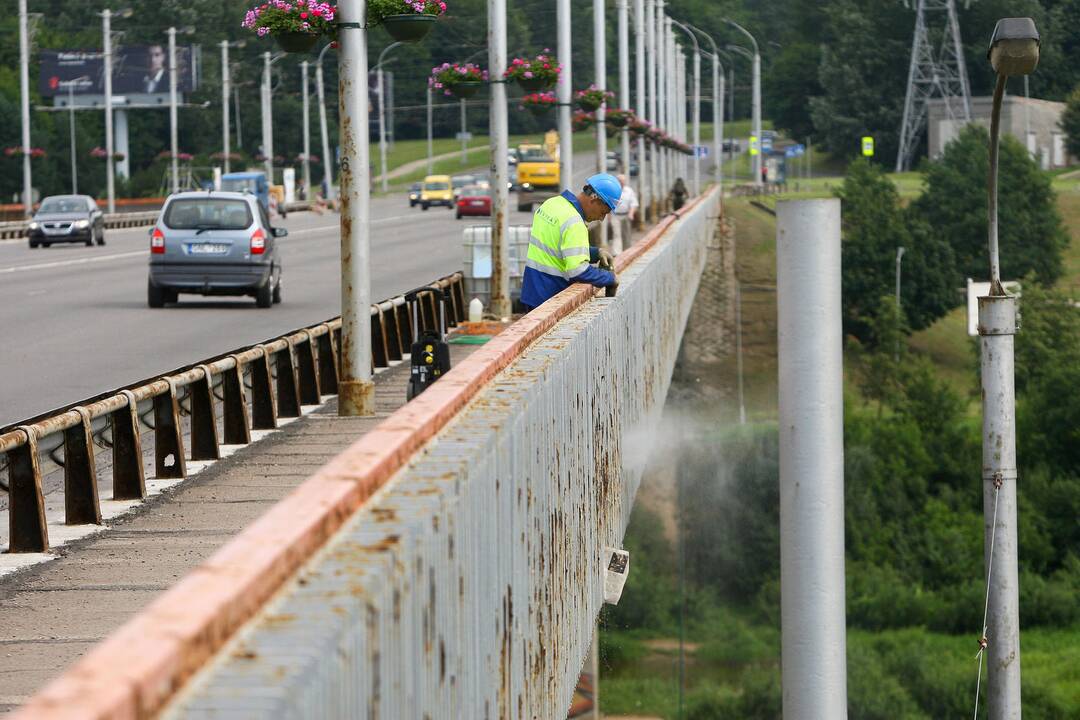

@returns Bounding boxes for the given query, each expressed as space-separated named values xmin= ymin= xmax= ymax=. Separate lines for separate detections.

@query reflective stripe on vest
xmin=528 ymin=195 xmax=590 ymax=278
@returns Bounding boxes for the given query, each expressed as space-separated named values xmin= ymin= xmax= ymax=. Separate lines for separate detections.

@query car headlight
xmin=74 ymin=219 xmax=90 ymax=229
xmin=28 ymin=221 xmax=39 ymax=230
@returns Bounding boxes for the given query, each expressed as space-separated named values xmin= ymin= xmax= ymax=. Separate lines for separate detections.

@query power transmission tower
xmin=895 ymin=0 xmax=973 ymax=171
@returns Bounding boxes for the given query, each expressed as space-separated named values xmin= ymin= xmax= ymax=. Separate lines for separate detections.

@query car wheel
xmin=147 ymin=279 xmax=166 ymax=308
xmin=272 ymin=276 xmax=282 ymax=304
xmin=42 ymin=242 xmax=51 ymax=248
xmin=164 ymin=289 xmax=178 ymax=304
xmin=28 ymin=239 xmax=37 ymax=249
xmin=421 ymin=203 xmax=429 ymax=211
xmin=255 ymin=281 xmax=273 ymax=308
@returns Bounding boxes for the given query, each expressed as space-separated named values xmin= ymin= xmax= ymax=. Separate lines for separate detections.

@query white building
xmin=928 ymin=95 xmax=1072 ymax=169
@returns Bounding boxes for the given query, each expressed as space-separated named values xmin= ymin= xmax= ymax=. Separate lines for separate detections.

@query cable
xmin=972 ymin=473 xmax=1003 ymax=720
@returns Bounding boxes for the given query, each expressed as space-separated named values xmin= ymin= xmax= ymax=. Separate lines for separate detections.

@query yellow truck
xmin=515 ymin=138 xmax=561 ymax=212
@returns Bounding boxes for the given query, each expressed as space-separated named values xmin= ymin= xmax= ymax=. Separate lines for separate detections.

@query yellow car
xmin=419 ymin=175 xmax=453 ymax=210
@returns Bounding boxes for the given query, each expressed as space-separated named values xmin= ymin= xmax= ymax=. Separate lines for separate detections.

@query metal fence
xmin=161 ymin=192 xmax=717 ymax=719
xmin=0 ymin=273 xmax=467 ymax=553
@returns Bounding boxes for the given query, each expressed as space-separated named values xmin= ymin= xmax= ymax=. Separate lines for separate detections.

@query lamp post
xmin=725 ymin=43 xmax=753 ymax=184
xmin=594 ymin=0 xmax=608 ymax=176
xmin=895 ymin=246 xmax=905 ymax=362
xmin=670 ymin=19 xmax=700 ymax=196
xmin=68 ymin=82 xmax=78 ymax=194
xmin=168 ymin=27 xmax=179 ymax=193
xmin=655 ymin=1 xmax=667 ymax=210
xmin=315 ymin=41 xmax=336 ymax=203
xmin=645 ymin=0 xmax=658 ymax=218
xmin=976 ymin=18 xmax=1040 ymax=720
xmin=558 ymin=0 xmax=574 ymax=190
xmin=634 ymin=0 xmax=648 ymax=217
xmin=489 ymin=0 xmax=511 ymax=318
xmin=337 ymin=0 xmax=374 ymax=416
xmin=724 ymin=18 xmax=761 ymax=187
xmin=301 ymin=61 xmax=312 ymax=200
xmin=375 ymin=41 xmax=403 ymax=194
xmin=101 ymin=9 xmax=115 ymax=213
xmin=688 ymin=23 xmax=723 ymax=189
xmin=261 ymin=51 xmax=286 ymax=185
xmin=18 ymin=0 xmax=33 ymax=217
xmin=617 ymin=0 xmax=631 ymax=181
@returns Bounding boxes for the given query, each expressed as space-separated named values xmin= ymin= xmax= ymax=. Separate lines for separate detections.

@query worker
xmin=520 ymin=173 xmax=621 ymax=312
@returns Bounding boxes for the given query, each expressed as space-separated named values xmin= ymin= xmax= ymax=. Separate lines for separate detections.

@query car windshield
xmin=38 ymin=198 xmax=90 ymax=214
xmin=518 ymin=148 xmax=552 ymax=162
xmin=164 ymin=199 xmax=252 ymax=230
xmin=424 ymin=182 xmax=449 ymax=191
xmin=221 ymin=177 xmax=259 ymax=193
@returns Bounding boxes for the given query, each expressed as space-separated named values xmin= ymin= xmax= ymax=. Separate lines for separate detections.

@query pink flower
xmin=524 ymin=71 xmax=533 ymax=78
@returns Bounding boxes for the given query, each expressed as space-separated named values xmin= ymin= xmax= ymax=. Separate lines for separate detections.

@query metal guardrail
xmin=0 ymin=272 xmax=467 ymax=553
xmin=162 ymin=192 xmax=719 ymax=718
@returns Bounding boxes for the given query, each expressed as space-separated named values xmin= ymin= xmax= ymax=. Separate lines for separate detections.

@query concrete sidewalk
xmin=0 ymin=343 xmax=482 ymax=712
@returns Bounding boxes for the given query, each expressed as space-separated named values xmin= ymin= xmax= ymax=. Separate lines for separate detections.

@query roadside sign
xmin=784 ymin=147 xmax=797 ymax=158
xmin=749 ymin=136 xmax=759 ymax=156
xmin=761 ymin=135 xmax=773 ymax=152
xmin=861 ymin=136 xmax=874 ymax=157
xmin=694 ymin=145 xmax=709 ymax=158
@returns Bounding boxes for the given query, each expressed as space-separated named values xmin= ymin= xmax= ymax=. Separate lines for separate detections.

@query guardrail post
xmin=371 ymin=307 xmax=389 ymax=369
xmin=274 ymin=343 xmax=302 ymax=419
xmin=396 ymin=301 xmax=413 ymax=355
xmin=380 ymin=303 xmax=403 ymax=362
xmin=63 ymin=407 xmax=102 ymax=524
xmin=190 ymin=366 xmax=221 ymax=461
xmin=112 ymin=390 xmax=146 ymax=499
xmin=296 ymin=331 xmax=321 ymax=405
xmin=154 ymin=379 xmax=187 ymax=478
xmin=7 ymin=426 xmax=48 ymax=552
xmin=222 ymin=357 xmax=252 ymax=444
xmin=316 ymin=327 xmax=339 ymax=396
xmin=250 ymin=348 xmax=278 ymax=430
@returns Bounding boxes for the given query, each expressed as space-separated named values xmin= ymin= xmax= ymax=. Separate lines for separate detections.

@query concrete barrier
xmin=12 ymin=189 xmax=719 ymax=719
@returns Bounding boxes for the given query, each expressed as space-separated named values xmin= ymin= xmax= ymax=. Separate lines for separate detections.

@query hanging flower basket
xmin=157 ymin=150 xmax=194 ymax=162
xmin=575 ymin=85 xmax=614 ymax=112
xmin=382 ymin=14 xmax=436 ymax=42
xmin=628 ymin=118 xmax=651 ymax=136
xmin=4 ymin=146 xmax=46 ymax=159
xmin=572 ymin=110 xmax=595 ymax=132
xmin=504 ymin=50 xmax=560 ymax=93
xmin=604 ymin=108 xmax=634 ymax=128
xmin=521 ymin=91 xmax=557 ymax=117
xmin=369 ymin=1 xmax=447 ymax=43
xmin=89 ymin=147 xmax=125 ymax=161
xmin=430 ymin=62 xmax=487 ymax=98
xmin=242 ymin=1 xmax=337 ymax=51
xmin=277 ymin=31 xmax=320 ymax=53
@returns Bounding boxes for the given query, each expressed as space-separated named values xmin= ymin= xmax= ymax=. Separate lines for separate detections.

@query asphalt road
xmin=0 ymin=190 xmax=544 ymax=427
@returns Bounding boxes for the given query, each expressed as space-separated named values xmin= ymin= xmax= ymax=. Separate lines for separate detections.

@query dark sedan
xmin=27 ymin=195 xmax=105 ymax=248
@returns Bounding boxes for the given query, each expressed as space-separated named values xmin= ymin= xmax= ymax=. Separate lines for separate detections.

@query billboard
xmin=39 ymin=45 xmax=199 ymax=97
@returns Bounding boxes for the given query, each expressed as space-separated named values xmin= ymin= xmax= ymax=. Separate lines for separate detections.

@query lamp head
xmin=988 ymin=18 xmax=1040 ymax=76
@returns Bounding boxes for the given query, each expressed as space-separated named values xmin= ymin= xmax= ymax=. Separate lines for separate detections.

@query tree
xmin=764 ymin=43 xmax=822 ymax=142
xmin=1062 ymin=86 xmax=1080 ymax=160
xmin=911 ymin=124 xmax=1069 ymax=285
xmin=837 ymin=159 xmax=957 ymax=343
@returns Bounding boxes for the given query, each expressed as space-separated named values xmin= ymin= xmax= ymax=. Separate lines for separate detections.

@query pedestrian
xmin=761 ymin=164 xmax=768 ymax=184
xmin=671 ymin=177 xmax=687 ymax=211
xmin=611 ymin=174 xmax=638 ymax=254
xmin=520 ymin=173 xmax=621 ymax=312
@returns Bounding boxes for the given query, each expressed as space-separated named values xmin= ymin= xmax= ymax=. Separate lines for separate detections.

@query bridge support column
xmin=776 ymin=198 xmax=848 ymax=719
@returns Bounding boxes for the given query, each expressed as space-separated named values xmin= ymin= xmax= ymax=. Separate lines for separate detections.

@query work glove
xmin=605 ymin=277 xmax=619 ymax=298
xmin=597 ymin=247 xmax=615 ymax=271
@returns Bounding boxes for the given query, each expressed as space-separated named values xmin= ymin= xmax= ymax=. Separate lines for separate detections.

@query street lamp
xmin=375 ymin=41 xmax=403 ymax=193
xmin=168 ymin=26 xmax=196 ymax=194
xmin=261 ymin=51 xmax=287 ymax=185
xmin=725 ymin=44 xmax=753 ymax=184
xmin=686 ymin=23 xmax=723 ymax=191
xmin=723 ymin=18 xmax=761 ymax=187
xmin=220 ymin=40 xmax=246 ymax=175
xmin=315 ymin=41 xmax=336 ymax=203
xmin=670 ymin=18 xmax=701 ymax=197
xmin=894 ymin=246 xmax=905 ymax=362
xmin=976 ymin=17 xmax=1039 ymax=720
xmin=99 ymin=8 xmax=133 ymax=214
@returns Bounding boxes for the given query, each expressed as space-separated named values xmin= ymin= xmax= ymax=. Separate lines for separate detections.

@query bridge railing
xmin=13 ymin=187 xmax=719 ymax=719
xmin=0 ymin=273 xmax=467 ymax=553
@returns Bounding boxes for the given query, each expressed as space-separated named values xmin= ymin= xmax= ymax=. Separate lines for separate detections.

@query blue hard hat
xmin=585 ymin=173 xmax=623 ymax=211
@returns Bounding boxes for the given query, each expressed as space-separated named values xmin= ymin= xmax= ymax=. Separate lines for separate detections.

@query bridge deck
xmin=0 ymin=342 xmax=484 ymax=712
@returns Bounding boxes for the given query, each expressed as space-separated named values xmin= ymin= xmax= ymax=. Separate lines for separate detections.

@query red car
xmin=455 ymin=186 xmax=492 ymax=219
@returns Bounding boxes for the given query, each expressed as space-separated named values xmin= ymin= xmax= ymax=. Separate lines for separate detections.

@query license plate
xmin=189 ymin=243 xmax=228 ymax=255
xmin=470 ymin=201 xmax=485 ymax=207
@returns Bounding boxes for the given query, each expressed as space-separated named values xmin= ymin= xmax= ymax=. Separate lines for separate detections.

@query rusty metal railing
xmin=0 ymin=272 xmax=467 ymax=554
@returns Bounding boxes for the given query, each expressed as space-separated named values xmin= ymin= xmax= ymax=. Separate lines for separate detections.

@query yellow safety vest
xmin=526 ymin=195 xmax=591 ymax=279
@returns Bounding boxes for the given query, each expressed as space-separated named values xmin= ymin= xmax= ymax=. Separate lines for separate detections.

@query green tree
xmin=837 ymin=159 xmax=957 ymax=343
xmin=1061 ymin=86 xmax=1080 ymax=160
xmin=764 ymin=43 xmax=822 ymax=142
xmin=911 ymin=124 xmax=1069 ymax=285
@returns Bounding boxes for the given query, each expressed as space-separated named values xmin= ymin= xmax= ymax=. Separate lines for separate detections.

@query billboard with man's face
xmin=38 ymin=45 xmax=198 ymax=97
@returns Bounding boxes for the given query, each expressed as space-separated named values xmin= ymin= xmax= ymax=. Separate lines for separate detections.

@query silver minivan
xmin=147 ymin=191 xmax=285 ymax=308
